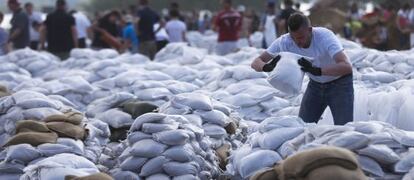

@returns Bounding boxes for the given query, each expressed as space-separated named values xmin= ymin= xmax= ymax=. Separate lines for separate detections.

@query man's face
xmin=8 ymin=3 xmax=17 ymax=11
xmin=290 ymin=26 xmax=312 ymax=48
xmin=25 ymin=5 xmax=33 ymax=13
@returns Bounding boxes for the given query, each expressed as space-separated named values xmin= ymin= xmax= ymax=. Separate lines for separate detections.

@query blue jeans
xmin=299 ymin=74 xmax=354 ymax=125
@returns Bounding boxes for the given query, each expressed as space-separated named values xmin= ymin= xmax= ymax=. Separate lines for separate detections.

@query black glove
xmin=298 ymin=57 xmax=322 ymax=76
xmin=262 ymin=55 xmax=281 ymax=72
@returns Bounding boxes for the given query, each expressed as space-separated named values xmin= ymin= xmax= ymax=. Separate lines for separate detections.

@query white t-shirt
xmin=266 ymin=27 xmax=344 ymax=83
xmin=165 ymin=19 xmax=187 ymax=42
xmin=73 ymin=12 xmax=91 ymax=39
xmin=29 ymin=11 xmax=43 ymax=41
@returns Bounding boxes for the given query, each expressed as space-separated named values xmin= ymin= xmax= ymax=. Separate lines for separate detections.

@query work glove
xmin=262 ymin=55 xmax=281 ymax=72
xmin=298 ymin=57 xmax=322 ymax=76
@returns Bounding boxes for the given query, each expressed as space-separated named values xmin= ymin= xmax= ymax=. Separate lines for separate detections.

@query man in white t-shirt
xmin=71 ymin=10 xmax=91 ymax=48
xmin=251 ymin=13 xmax=353 ymax=125
xmin=25 ymin=2 xmax=42 ymax=50
xmin=165 ymin=9 xmax=187 ymax=43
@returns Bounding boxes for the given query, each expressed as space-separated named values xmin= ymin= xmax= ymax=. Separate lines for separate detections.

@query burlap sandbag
xmin=216 ymin=143 xmax=231 ymax=170
xmin=250 ymin=167 xmax=279 ymax=180
xmin=15 ymin=120 xmax=50 ymax=134
xmin=0 ymin=85 xmax=8 ymax=92
xmin=119 ymin=100 xmax=158 ymax=119
xmin=46 ymin=122 xmax=87 ymax=140
xmin=3 ymin=132 xmax=58 ymax=147
xmin=225 ymin=121 xmax=237 ymax=135
xmin=0 ymin=91 xmax=10 ymax=98
xmin=65 ymin=173 xmax=114 ymax=180
xmin=281 ymin=146 xmax=367 ymax=180
xmin=306 ymin=165 xmax=367 ymax=180
xmin=44 ymin=112 xmax=83 ymax=125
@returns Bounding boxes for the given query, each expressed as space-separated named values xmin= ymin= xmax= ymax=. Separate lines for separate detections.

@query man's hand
xmin=298 ymin=57 xmax=322 ymax=76
xmin=262 ymin=55 xmax=281 ymax=72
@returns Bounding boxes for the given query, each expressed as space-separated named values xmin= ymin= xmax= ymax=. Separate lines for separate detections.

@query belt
xmin=310 ymin=74 xmax=353 ymax=85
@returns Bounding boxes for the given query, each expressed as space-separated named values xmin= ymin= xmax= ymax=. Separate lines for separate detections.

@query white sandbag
xmin=231 ymin=66 xmax=268 ymax=81
xmin=0 ymin=161 xmax=25 ymax=174
xmin=258 ymin=116 xmax=305 ymax=133
xmin=142 ymin=122 xmax=179 ymax=134
xmin=163 ymin=144 xmax=195 ymax=162
xmin=259 ymin=97 xmax=290 ymax=114
xmin=202 ymin=124 xmax=227 ymax=139
xmin=267 ymin=52 xmax=306 ymax=95
xmin=37 ymin=143 xmax=74 ymax=157
xmin=394 ymin=150 xmax=414 ymax=173
xmin=56 ymin=138 xmax=84 ymax=155
xmin=258 ymin=127 xmax=304 ymax=150
xmin=139 ymin=156 xmax=169 ymax=177
xmin=361 ymin=71 xmax=397 ymax=83
xmin=6 ymin=144 xmax=40 ymax=163
xmin=153 ymin=130 xmax=190 ymax=146
xmin=146 ymin=173 xmax=170 ymax=180
xmin=173 ymin=174 xmax=200 ymax=180
xmin=194 ymin=110 xmax=229 ymax=127
xmin=397 ymin=97 xmax=414 ymax=131
xmin=171 ymin=93 xmax=213 ymax=111
xmin=25 ymin=153 xmax=98 ymax=170
xmin=347 ymin=121 xmax=384 ymax=134
xmin=129 ymin=113 xmax=167 ymax=132
xmin=120 ymin=156 xmax=147 ymax=172
xmin=134 ymin=87 xmax=172 ymax=101
xmin=96 ymin=108 xmax=133 ymax=128
xmin=0 ymin=173 xmax=20 ymax=180
xmin=238 ymin=150 xmax=282 ymax=178
xmin=16 ymin=98 xmax=60 ymax=110
xmin=127 ymin=132 xmax=153 ymax=145
xmin=130 ymin=139 xmax=168 ymax=158
xmin=358 ymin=144 xmax=400 ymax=165
xmin=110 ymin=169 xmax=141 ymax=180
xmin=327 ymin=131 xmax=370 ymax=150
xmin=221 ymin=93 xmax=258 ymax=107
xmin=357 ymin=155 xmax=385 ymax=177
xmin=22 ymin=107 xmax=63 ymax=120
xmin=163 ymin=161 xmax=199 ymax=176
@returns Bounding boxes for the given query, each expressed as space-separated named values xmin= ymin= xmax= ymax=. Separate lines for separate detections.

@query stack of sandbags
xmin=0 ymin=63 xmax=32 ymax=90
xmin=159 ymin=92 xmax=241 ymax=148
xmin=3 ymin=48 xmax=60 ymax=77
xmin=186 ymin=31 xmax=218 ymax=54
xmin=110 ymin=113 xmax=220 ymax=179
xmin=20 ymin=153 xmax=101 ymax=180
xmin=225 ymin=116 xmax=305 ymax=179
xmin=154 ymin=43 xmax=206 ymax=65
xmin=269 ymin=120 xmax=414 ymax=179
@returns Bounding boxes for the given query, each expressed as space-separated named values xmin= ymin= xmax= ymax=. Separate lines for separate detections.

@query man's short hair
xmin=24 ymin=2 xmax=32 ymax=8
xmin=169 ymin=9 xmax=179 ymax=18
xmin=287 ymin=12 xmax=311 ymax=32
xmin=56 ymin=0 xmax=66 ymax=7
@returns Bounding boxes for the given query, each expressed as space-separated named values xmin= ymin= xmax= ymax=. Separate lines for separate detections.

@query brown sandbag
xmin=250 ymin=167 xmax=279 ymax=180
xmin=65 ymin=173 xmax=114 ymax=180
xmin=15 ymin=120 xmax=50 ymax=133
xmin=46 ymin=121 xmax=87 ymax=140
xmin=0 ymin=85 xmax=8 ymax=92
xmin=306 ymin=165 xmax=367 ymax=180
xmin=44 ymin=113 xmax=82 ymax=125
xmin=119 ymin=100 xmax=158 ymax=119
xmin=281 ymin=146 xmax=367 ymax=180
xmin=3 ymin=132 xmax=58 ymax=147
xmin=0 ymin=91 xmax=10 ymax=98
xmin=225 ymin=121 xmax=237 ymax=135
xmin=216 ymin=143 xmax=231 ymax=170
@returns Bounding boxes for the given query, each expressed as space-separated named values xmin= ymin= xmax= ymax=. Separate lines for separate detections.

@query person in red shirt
xmin=213 ymin=0 xmax=242 ymax=55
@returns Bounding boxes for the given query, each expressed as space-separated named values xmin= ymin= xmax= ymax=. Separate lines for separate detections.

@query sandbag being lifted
xmin=267 ymin=52 xmax=308 ymax=95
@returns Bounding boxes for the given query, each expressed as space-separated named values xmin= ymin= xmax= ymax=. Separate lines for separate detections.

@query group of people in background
xmin=343 ymin=2 xmax=414 ymax=50
xmin=0 ymin=0 xmax=413 ymax=60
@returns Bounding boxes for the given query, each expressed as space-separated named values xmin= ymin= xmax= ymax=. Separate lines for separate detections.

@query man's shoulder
xmin=313 ymin=27 xmax=336 ymax=39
